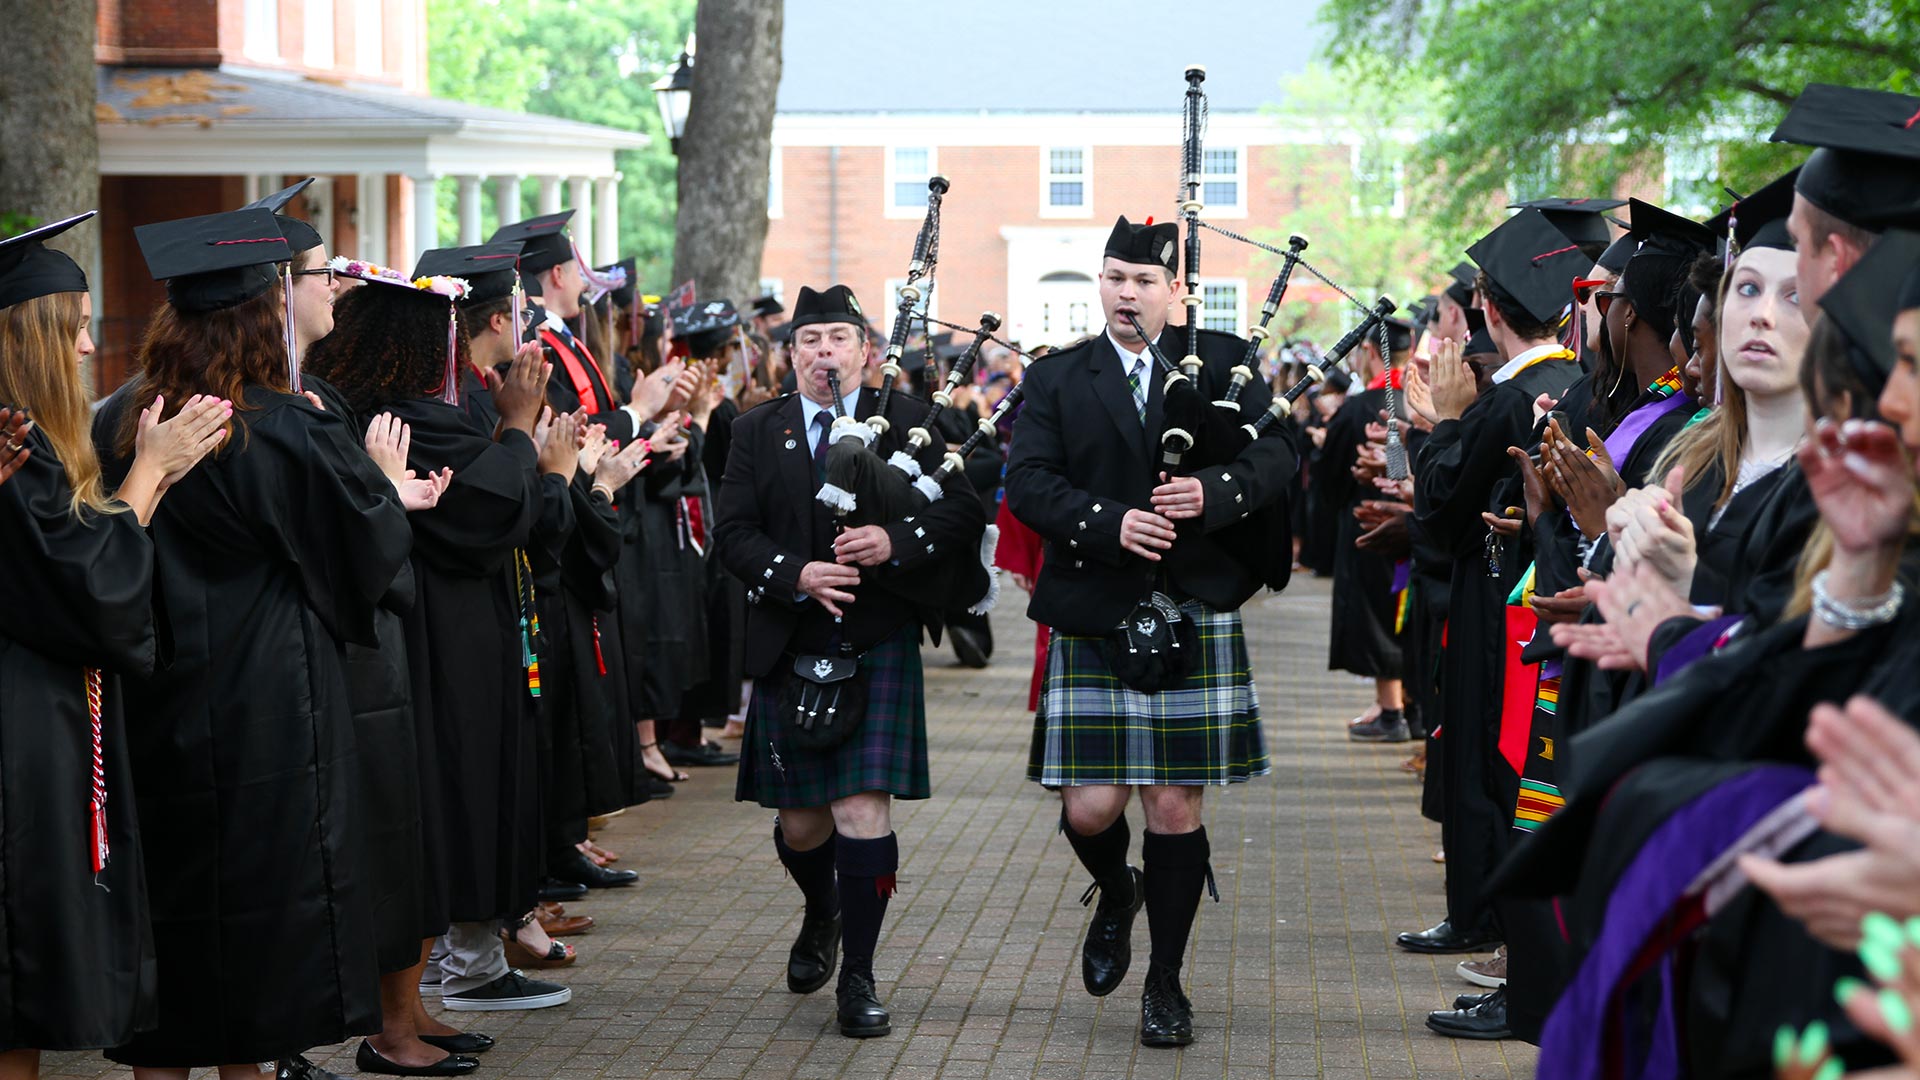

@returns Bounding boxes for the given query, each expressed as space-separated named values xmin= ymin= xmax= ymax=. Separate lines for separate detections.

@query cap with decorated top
xmin=596 ymin=258 xmax=638 ymax=308
xmin=136 ymin=208 xmax=293 ymax=314
xmin=240 ymin=177 xmax=323 ymax=256
xmin=1466 ymin=208 xmax=1591 ymax=325
xmin=413 ymin=243 xmax=522 ymax=305
xmin=0 ymin=211 xmax=95 ymax=310
xmin=672 ymin=298 xmax=741 ymax=338
xmin=1770 ymin=83 xmax=1920 ymax=233
xmin=489 ymin=210 xmax=575 ymax=276
xmin=328 ymin=256 xmax=470 ymax=300
xmin=1103 ymin=215 xmax=1179 ymax=277
xmin=1508 ymin=197 xmax=1626 ymax=249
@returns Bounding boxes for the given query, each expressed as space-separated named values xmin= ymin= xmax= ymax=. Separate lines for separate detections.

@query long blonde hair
xmin=0 ymin=292 xmax=120 ymax=517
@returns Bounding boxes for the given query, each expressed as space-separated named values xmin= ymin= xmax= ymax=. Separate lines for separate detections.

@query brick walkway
xmin=46 ymin=576 xmax=1534 ymax=1080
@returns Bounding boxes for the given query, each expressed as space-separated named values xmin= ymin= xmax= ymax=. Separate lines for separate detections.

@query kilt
xmin=735 ymin=626 xmax=932 ymax=808
xmin=1029 ymin=601 xmax=1269 ymax=787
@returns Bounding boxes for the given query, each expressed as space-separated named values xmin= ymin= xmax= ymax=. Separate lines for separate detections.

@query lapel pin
xmin=785 ymin=438 xmax=798 ymax=450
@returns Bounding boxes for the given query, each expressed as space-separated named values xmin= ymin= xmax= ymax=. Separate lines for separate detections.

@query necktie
xmin=1126 ymin=356 xmax=1146 ymax=424
xmin=812 ymin=410 xmax=831 ymax=481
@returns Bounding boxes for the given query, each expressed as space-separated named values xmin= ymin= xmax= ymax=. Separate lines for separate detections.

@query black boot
xmin=1139 ymin=962 xmax=1194 ymax=1048
xmin=774 ymin=824 xmax=839 ymax=994
xmin=1063 ymin=812 xmax=1140 ymax=996
xmin=836 ymin=970 xmax=891 ymax=1038
xmin=834 ymin=833 xmax=897 ymax=1038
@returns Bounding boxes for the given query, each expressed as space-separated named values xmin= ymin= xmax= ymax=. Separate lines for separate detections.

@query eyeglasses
xmin=1593 ymin=290 xmax=1629 ymax=317
xmin=293 ymin=267 xmax=336 ymax=286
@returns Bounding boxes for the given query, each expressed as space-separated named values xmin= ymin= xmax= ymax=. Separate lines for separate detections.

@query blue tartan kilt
xmin=1029 ymin=601 xmax=1269 ymax=787
xmin=735 ymin=626 xmax=932 ymax=808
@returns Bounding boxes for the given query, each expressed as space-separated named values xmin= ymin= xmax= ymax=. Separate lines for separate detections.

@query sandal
xmin=582 ymin=839 xmax=620 ymax=863
xmin=501 ymin=913 xmax=576 ymax=969
xmin=639 ymin=741 xmax=690 ymax=783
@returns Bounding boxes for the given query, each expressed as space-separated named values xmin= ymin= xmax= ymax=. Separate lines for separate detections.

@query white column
xmin=567 ymin=175 xmax=593 ymax=265
xmin=593 ymin=174 xmax=619 ymax=266
xmin=408 ymin=173 xmax=439 ymax=271
xmin=493 ymin=174 xmax=523 ymax=229
xmin=536 ymin=175 xmax=562 ymax=216
xmin=357 ymin=173 xmax=389 ymax=265
xmin=455 ymin=175 xmax=482 ymax=245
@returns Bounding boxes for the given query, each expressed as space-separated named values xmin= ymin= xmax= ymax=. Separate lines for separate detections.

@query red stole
xmin=540 ymin=325 xmax=607 ymax=415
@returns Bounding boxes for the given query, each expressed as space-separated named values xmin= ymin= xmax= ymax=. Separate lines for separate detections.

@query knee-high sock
xmin=835 ymin=833 xmax=898 ymax=981
xmin=774 ymin=822 xmax=838 ymax=920
xmin=1142 ymin=827 xmax=1211 ymax=975
xmin=1062 ymin=809 xmax=1135 ymax=903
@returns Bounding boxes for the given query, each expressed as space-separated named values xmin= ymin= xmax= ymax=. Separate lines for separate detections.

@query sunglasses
xmin=1593 ymin=290 xmax=1629 ymax=317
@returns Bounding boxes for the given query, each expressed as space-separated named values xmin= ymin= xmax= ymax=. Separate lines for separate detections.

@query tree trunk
xmin=0 ymin=0 xmax=99 ymax=258
xmin=670 ymin=0 xmax=782 ymax=312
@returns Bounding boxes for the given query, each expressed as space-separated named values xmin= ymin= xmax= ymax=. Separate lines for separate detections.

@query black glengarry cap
xmin=788 ymin=285 xmax=865 ymax=330
xmin=1104 ymin=215 xmax=1178 ymax=277
xmin=0 ymin=211 xmax=95 ymax=310
xmin=136 ymin=208 xmax=292 ymax=314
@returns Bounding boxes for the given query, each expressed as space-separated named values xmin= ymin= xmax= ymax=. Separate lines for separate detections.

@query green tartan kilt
xmin=735 ymin=627 xmax=932 ymax=808
xmin=1029 ymin=602 xmax=1269 ymax=787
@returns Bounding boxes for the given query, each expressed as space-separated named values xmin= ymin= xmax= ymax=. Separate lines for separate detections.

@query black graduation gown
xmin=384 ymin=395 xmax=545 ymax=923
xmin=1413 ymin=355 xmax=1580 ymax=931
xmin=537 ymin=472 xmax=633 ymax=825
xmin=1317 ymin=387 xmax=1403 ymax=678
xmin=99 ymin=389 xmax=411 ymax=1067
xmin=623 ymin=432 xmax=711 ymax=720
xmin=680 ymin=404 xmax=748 ymax=723
xmin=1298 ymin=402 xmax=1340 ymax=575
xmin=0 ymin=427 xmax=157 ymax=1052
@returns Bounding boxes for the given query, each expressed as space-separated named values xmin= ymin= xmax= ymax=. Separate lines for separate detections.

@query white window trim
xmin=1038 ymin=145 xmax=1093 ymax=219
xmin=758 ymin=278 xmax=783 ymax=304
xmin=1348 ymin=143 xmax=1407 ymax=219
xmin=881 ymin=276 xmax=938 ymax=338
xmin=767 ymin=147 xmax=783 ymax=219
xmin=1194 ymin=277 xmax=1246 ymax=334
xmin=304 ymin=0 xmax=336 ymax=70
xmin=884 ymin=146 xmax=937 ymax=219
xmin=354 ymin=0 xmax=384 ymax=75
xmin=243 ymin=0 xmax=280 ymax=62
xmin=1200 ymin=145 xmax=1248 ymax=219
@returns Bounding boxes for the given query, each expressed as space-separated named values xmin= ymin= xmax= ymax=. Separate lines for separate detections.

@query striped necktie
xmin=1126 ymin=356 xmax=1146 ymax=424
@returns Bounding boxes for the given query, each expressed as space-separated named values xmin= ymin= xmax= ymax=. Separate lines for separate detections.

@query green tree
xmin=428 ymin=0 xmax=694 ymax=286
xmin=1315 ymin=0 xmax=1920 ymax=220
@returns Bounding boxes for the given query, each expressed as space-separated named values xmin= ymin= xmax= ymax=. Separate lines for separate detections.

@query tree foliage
xmin=1316 ymin=0 xmax=1920 ymax=221
xmin=428 ymin=0 xmax=694 ymax=286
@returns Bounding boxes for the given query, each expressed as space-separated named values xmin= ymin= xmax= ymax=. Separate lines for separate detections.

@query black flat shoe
xmin=661 ymin=739 xmax=739 ymax=767
xmin=1425 ymin=986 xmax=1512 ymax=1040
xmin=949 ymin=624 xmax=991 ymax=668
xmin=1139 ymin=963 xmax=1194 ymax=1048
xmin=1395 ymin=919 xmax=1501 ymax=954
xmin=275 ymin=1054 xmax=347 ymax=1080
xmin=354 ymin=1041 xmax=480 ymax=1077
xmin=1452 ymin=990 xmax=1496 ymax=1011
xmin=787 ymin=912 xmax=841 ymax=994
xmin=836 ymin=971 xmax=891 ymax=1038
xmin=418 ymin=1033 xmax=493 ymax=1055
xmin=551 ymin=850 xmax=638 ymax=888
xmin=1080 ymin=867 xmax=1144 ymax=997
xmin=536 ymin=877 xmax=589 ymax=903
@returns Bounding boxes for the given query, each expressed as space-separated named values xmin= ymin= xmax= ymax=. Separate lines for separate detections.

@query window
xmin=887 ymin=147 xmax=936 ymax=216
xmin=243 ymin=0 xmax=279 ymax=61
xmin=1350 ymin=142 xmax=1406 ymax=218
xmin=1201 ymin=147 xmax=1245 ymax=216
xmin=757 ymin=278 xmax=783 ymax=305
xmin=305 ymin=0 xmax=336 ymax=69
xmin=767 ymin=147 xmax=783 ymax=219
xmin=1664 ymin=143 xmax=1718 ymax=216
xmin=354 ymin=0 xmax=385 ymax=74
xmin=1199 ymin=280 xmax=1243 ymax=333
xmin=882 ymin=277 xmax=937 ymax=337
xmin=1040 ymin=147 xmax=1091 ymax=217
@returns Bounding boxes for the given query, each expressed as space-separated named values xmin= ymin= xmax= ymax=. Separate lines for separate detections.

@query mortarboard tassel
xmin=283 ymin=265 xmax=303 ymax=394
xmin=86 ymin=667 xmax=109 ymax=873
xmin=441 ymin=302 xmax=460 ymax=406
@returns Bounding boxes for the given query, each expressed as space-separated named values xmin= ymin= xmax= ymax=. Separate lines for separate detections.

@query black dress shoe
xmin=949 ymin=624 xmax=991 ymax=668
xmin=551 ymin=850 xmax=639 ymax=888
xmin=662 ymin=739 xmax=739 ymax=767
xmin=836 ymin=971 xmax=891 ymax=1038
xmin=1139 ymin=963 xmax=1194 ymax=1048
xmin=1425 ymin=986 xmax=1512 ymax=1040
xmin=787 ymin=912 xmax=841 ymax=994
xmin=643 ymin=774 xmax=676 ymax=799
xmin=1395 ymin=919 xmax=1501 ymax=954
xmin=1080 ymin=866 xmax=1144 ymax=997
xmin=355 ymin=1040 xmax=481 ymax=1076
xmin=275 ymin=1054 xmax=347 ymax=1080
xmin=418 ymin=1033 xmax=493 ymax=1055
xmin=537 ymin=877 xmax=589 ymax=902
xmin=1452 ymin=990 xmax=1496 ymax=1011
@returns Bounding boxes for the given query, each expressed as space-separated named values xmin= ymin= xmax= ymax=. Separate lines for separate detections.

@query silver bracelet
xmin=1810 ymin=569 xmax=1905 ymax=630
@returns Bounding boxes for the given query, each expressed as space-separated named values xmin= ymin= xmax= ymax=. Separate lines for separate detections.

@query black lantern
xmin=651 ymin=35 xmax=695 ymax=156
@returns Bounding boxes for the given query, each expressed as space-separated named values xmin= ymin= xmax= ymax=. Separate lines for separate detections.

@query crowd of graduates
xmin=1295 ymin=81 xmax=1920 ymax=1076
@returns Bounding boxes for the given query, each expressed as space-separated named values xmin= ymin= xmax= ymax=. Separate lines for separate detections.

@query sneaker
xmin=1456 ymin=945 xmax=1508 ymax=988
xmin=442 ymin=970 xmax=572 ymax=1011
xmin=1349 ymin=710 xmax=1411 ymax=743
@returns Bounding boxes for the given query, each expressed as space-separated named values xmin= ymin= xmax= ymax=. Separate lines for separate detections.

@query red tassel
xmin=592 ymin=616 xmax=607 ymax=677
xmin=876 ymin=874 xmax=897 ymax=898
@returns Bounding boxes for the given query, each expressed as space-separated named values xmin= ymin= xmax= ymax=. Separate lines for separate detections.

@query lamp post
xmin=651 ymin=34 xmax=695 ymax=156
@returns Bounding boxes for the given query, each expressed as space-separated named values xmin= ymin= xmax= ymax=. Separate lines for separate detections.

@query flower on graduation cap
xmin=327 ymin=256 xmax=471 ymax=300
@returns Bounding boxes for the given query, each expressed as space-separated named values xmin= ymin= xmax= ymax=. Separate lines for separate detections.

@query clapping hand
xmin=593 ymin=437 xmax=651 ymax=492
xmin=137 ymin=394 xmax=232 ymax=487
xmin=1427 ymin=336 xmax=1478 ymax=421
xmin=1605 ymin=466 xmax=1696 ymax=595
xmin=578 ymin=423 xmax=611 ymax=475
xmin=491 ymin=340 xmax=550 ymax=435
xmin=1541 ymin=417 xmax=1624 ymax=541
xmin=395 ymin=467 xmax=453 ymax=511
xmin=364 ymin=413 xmax=414 ymax=487
xmin=0 ymin=407 xmax=30 ymax=485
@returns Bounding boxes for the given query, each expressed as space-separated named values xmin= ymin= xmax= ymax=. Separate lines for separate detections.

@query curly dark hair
xmin=305 ymin=283 xmax=469 ymax=416
xmin=115 ymin=283 xmax=287 ymax=456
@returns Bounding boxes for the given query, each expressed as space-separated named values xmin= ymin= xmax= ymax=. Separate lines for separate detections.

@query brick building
xmin=90 ymin=0 xmax=645 ymax=388
xmin=760 ymin=0 xmax=1366 ymax=349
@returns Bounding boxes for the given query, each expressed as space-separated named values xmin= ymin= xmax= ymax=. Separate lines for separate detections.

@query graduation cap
xmin=1509 ymin=197 xmax=1626 ymax=248
xmin=672 ymin=298 xmax=741 ymax=338
xmin=1817 ymin=229 xmax=1920 ymax=386
xmin=413 ymin=242 xmax=523 ymax=305
xmin=240 ymin=177 xmax=323 ymax=255
xmin=1461 ymin=306 xmax=1496 ymax=357
xmin=1443 ymin=261 xmax=1477 ymax=307
xmin=598 ymin=259 xmax=637 ymax=308
xmin=1104 ymin=215 xmax=1179 ymax=277
xmin=1596 ymin=232 xmax=1638 ymax=274
xmin=1771 ymin=83 xmax=1920 ymax=232
xmin=789 ymin=284 xmax=865 ymax=330
xmin=1704 ymin=168 xmax=1800 ymax=254
xmin=136 ymin=208 xmax=292 ymax=314
xmin=0 ymin=211 xmax=94 ymax=310
xmin=751 ymin=294 xmax=785 ymax=318
xmin=1466 ymin=208 xmax=1590 ymax=325
xmin=489 ymin=210 xmax=576 ymax=276
xmin=1627 ymin=199 xmax=1715 ymax=259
